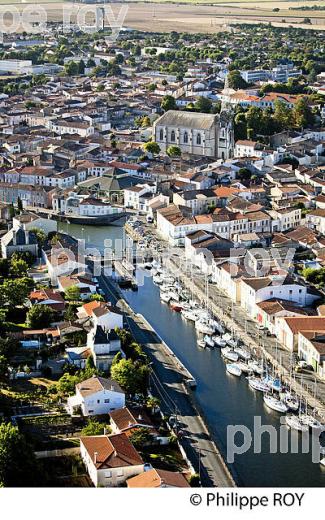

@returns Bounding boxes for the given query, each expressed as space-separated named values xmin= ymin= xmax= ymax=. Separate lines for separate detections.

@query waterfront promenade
xmin=166 ymin=256 xmax=325 ymax=421
xmin=98 ymin=272 xmax=235 ymax=488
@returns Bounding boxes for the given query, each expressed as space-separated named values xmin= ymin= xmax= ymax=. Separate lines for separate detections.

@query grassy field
xmin=0 ymin=1 xmax=324 ymax=32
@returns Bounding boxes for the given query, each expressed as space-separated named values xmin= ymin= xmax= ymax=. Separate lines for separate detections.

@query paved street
xmin=98 ymin=273 xmax=235 ymax=487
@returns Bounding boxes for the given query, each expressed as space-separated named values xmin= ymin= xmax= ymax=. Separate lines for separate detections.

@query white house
xmin=87 ymin=326 xmax=122 ymax=371
xmin=12 ymin=212 xmax=57 ymax=235
xmin=124 ymin=184 xmax=157 ymax=212
xmin=275 ymin=316 xmax=325 ymax=352
xmin=298 ymin=331 xmax=325 ymax=379
xmin=77 ymin=301 xmax=123 ymax=331
xmin=67 ymin=376 xmax=125 ymax=416
xmin=240 ymin=275 xmax=319 ymax=319
xmin=80 ymin=433 xmax=145 ymax=487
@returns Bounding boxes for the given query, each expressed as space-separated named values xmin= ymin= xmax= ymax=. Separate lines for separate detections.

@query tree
xmin=161 ymin=95 xmax=176 ymax=112
xmin=29 ymin=227 xmax=46 ymax=247
xmin=89 ymin=293 xmax=105 ymax=302
xmin=17 ymin=196 xmax=23 ymax=212
xmin=26 ymin=305 xmax=54 ymax=329
xmin=227 ymin=70 xmax=248 ymax=90
xmin=0 ymin=423 xmax=39 ymax=487
xmin=194 ymin=96 xmax=212 ymax=113
xmin=293 ymin=97 xmax=314 ymax=129
xmin=110 ymin=358 xmax=149 ymax=395
xmin=129 ymin=427 xmax=154 ymax=449
xmin=0 ymin=258 xmax=9 ymax=278
xmin=274 ymin=100 xmax=293 ymax=129
xmin=0 ymin=354 xmax=8 ymax=381
xmin=9 ymin=258 xmax=29 ymax=278
xmin=81 ymin=419 xmax=109 ymax=436
xmin=1 ymin=277 xmax=33 ymax=307
xmin=64 ymin=61 xmax=79 ymax=76
xmin=86 ymin=58 xmax=96 ymax=68
xmin=64 ymin=285 xmax=81 ymax=302
xmin=143 ymin=141 xmax=160 ymax=155
xmin=78 ymin=59 xmax=85 ymax=75
xmin=64 ymin=303 xmax=77 ymax=321
xmin=166 ymin=145 xmax=181 ymax=159
xmin=58 ymin=372 xmax=78 ymax=395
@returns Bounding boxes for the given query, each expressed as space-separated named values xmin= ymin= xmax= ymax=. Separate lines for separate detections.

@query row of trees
xmin=234 ymin=98 xmax=315 ymax=140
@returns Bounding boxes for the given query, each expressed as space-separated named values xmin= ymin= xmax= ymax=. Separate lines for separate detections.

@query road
xmin=98 ymin=273 xmax=235 ymax=487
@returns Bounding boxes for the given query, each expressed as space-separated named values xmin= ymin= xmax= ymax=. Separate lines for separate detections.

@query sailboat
xmin=264 ymin=394 xmax=288 ymax=413
xmin=300 ymin=414 xmax=323 ymax=431
xmin=160 ymin=292 xmax=171 ymax=304
xmin=204 ymin=335 xmax=215 ymax=348
xmin=280 ymin=392 xmax=299 ymax=412
xmin=212 ymin=335 xmax=226 ymax=347
xmin=234 ymin=346 xmax=251 ymax=361
xmin=248 ymin=359 xmax=264 ymax=375
xmin=221 ymin=347 xmax=239 ymax=362
xmin=247 ymin=376 xmax=270 ymax=393
xmin=285 ymin=415 xmax=309 ymax=433
xmin=226 ymin=363 xmax=242 ymax=377
xmin=236 ymin=361 xmax=251 ymax=373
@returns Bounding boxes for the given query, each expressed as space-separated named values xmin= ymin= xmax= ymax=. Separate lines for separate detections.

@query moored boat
xmin=285 ymin=415 xmax=309 ymax=433
xmin=247 ymin=376 xmax=270 ymax=393
xmin=226 ymin=363 xmax=242 ymax=377
xmin=221 ymin=347 xmax=239 ymax=362
xmin=263 ymin=394 xmax=288 ymax=413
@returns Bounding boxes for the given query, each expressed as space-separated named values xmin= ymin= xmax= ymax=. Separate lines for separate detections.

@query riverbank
xmin=98 ymin=272 xmax=236 ymax=487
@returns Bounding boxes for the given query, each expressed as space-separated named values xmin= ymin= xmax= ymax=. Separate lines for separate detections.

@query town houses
xmin=1 ymin=20 xmax=325 ymax=494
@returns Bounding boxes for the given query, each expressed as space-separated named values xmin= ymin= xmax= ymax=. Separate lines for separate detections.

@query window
xmin=97 ymin=400 xmax=100 ymax=404
xmin=104 ymin=398 xmax=110 ymax=403
xmin=117 ymin=469 xmax=124 ymax=477
xmin=105 ymin=471 xmax=112 ymax=478
xmin=183 ymin=131 xmax=188 ymax=144
xmin=159 ymin=128 xmax=163 ymax=141
xmin=170 ymin=130 xmax=175 ymax=142
xmin=196 ymin=133 xmax=202 ymax=145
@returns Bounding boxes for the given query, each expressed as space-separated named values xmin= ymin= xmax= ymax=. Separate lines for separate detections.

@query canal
xmin=59 ymin=222 xmax=325 ymax=487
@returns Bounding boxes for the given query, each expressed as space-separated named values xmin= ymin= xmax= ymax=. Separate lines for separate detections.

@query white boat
xmin=320 ymin=457 xmax=325 ymax=467
xmin=234 ymin=346 xmax=251 ymax=361
xmin=247 ymin=377 xmax=270 ymax=393
xmin=300 ymin=414 xmax=323 ymax=430
xmin=248 ymin=360 xmax=264 ymax=375
xmin=160 ymin=292 xmax=171 ymax=304
xmin=265 ymin=376 xmax=282 ymax=393
xmin=197 ymin=339 xmax=206 ymax=349
xmin=181 ymin=310 xmax=197 ymax=321
xmin=195 ymin=320 xmax=214 ymax=335
xmin=236 ymin=361 xmax=251 ymax=373
xmin=280 ymin=392 xmax=299 ymax=412
xmin=263 ymin=394 xmax=288 ymax=413
xmin=227 ymin=338 xmax=238 ymax=349
xmin=221 ymin=347 xmax=239 ymax=362
xmin=212 ymin=336 xmax=227 ymax=347
xmin=226 ymin=363 xmax=242 ymax=377
xmin=285 ymin=415 xmax=309 ymax=433
xmin=209 ymin=319 xmax=224 ymax=334
xmin=204 ymin=335 xmax=215 ymax=348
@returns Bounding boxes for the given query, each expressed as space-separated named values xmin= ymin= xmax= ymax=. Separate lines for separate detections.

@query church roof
xmin=155 ymin=110 xmax=218 ymax=130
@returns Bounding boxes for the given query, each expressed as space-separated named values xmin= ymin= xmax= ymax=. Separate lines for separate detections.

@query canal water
xmin=59 ymin=222 xmax=325 ymax=487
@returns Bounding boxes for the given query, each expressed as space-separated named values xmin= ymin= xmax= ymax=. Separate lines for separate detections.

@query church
xmin=153 ymin=109 xmax=234 ymax=160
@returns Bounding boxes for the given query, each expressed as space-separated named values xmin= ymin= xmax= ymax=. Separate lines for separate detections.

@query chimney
xmin=94 ymin=451 xmax=98 ymax=464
